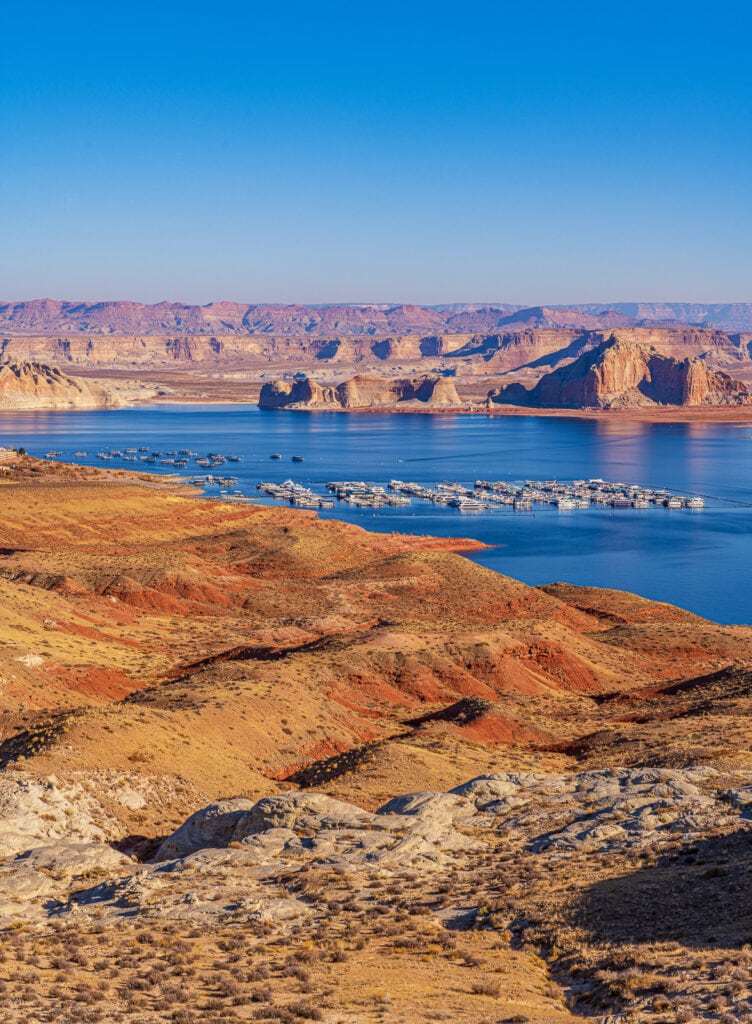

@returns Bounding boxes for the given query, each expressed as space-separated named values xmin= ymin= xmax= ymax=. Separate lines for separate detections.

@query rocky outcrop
xmin=0 ymin=360 xmax=125 ymax=410
xmin=1 ymin=767 xmax=749 ymax=923
xmin=0 ymin=776 xmax=117 ymax=857
xmin=489 ymin=337 xmax=751 ymax=409
xmin=259 ymin=374 xmax=463 ymax=410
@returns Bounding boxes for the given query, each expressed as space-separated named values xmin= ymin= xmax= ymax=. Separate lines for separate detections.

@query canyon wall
xmin=0 ymin=361 xmax=126 ymax=410
xmin=1 ymin=328 xmax=749 ymax=374
xmin=489 ymin=339 xmax=751 ymax=409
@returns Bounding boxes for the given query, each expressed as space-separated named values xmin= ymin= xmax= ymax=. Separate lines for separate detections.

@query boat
xmin=450 ymin=497 xmax=484 ymax=512
xmin=291 ymin=455 xmax=304 ymax=462
xmin=685 ymin=497 xmax=705 ymax=509
xmin=270 ymin=453 xmax=282 ymax=460
xmin=73 ymin=451 xmax=87 ymax=458
xmin=45 ymin=451 xmax=62 ymax=458
xmin=664 ymin=496 xmax=683 ymax=509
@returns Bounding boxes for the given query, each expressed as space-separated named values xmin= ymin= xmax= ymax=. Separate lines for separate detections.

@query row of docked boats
xmin=256 ymin=480 xmax=334 ymax=509
xmin=254 ymin=476 xmax=706 ymax=514
xmin=325 ymin=482 xmax=411 ymax=508
xmin=472 ymin=478 xmax=705 ymax=510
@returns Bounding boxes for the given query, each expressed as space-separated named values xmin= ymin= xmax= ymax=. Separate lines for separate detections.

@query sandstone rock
xmin=241 ymin=792 xmax=374 ymax=834
xmin=725 ymin=785 xmax=752 ymax=817
xmin=377 ymin=791 xmax=475 ymax=822
xmin=0 ymin=360 xmax=124 ymax=410
xmin=454 ymin=766 xmax=742 ymax=853
xmin=0 ymin=776 xmax=116 ymax=856
xmin=0 ymin=843 xmax=132 ymax=916
xmin=2 ymin=765 xmax=750 ymax=928
xmin=489 ymin=337 xmax=750 ymax=408
xmin=259 ymin=374 xmax=462 ymax=410
xmin=156 ymin=788 xmax=481 ymax=873
xmin=153 ymin=798 xmax=256 ymax=861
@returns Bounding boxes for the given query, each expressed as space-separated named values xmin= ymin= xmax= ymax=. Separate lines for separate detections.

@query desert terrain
xmin=0 ymin=454 xmax=750 ymax=1021
xmin=2 ymin=300 xmax=752 ymax=418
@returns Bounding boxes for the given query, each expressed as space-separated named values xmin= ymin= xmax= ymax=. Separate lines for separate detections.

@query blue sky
xmin=1 ymin=1 xmax=750 ymax=304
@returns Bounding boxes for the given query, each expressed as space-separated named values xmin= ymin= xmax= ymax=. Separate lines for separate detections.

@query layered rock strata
xmin=490 ymin=337 xmax=751 ymax=408
xmin=0 ymin=360 xmax=124 ymax=409
xmin=259 ymin=374 xmax=462 ymax=409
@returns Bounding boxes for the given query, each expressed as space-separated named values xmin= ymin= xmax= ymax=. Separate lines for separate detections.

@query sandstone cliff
xmin=489 ymin=338 xmax=751 ymax=409
xmin=1 ymin=326 xmax=749 ymax=378
xmin=0 ymin=361 xmax=125 ymax=410
xmin=259 ymin=374 xmax=463 ymax=409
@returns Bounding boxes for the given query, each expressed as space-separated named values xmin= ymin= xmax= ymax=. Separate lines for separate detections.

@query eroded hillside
xmin=0 ymin=460 xmax=751 ymax=1022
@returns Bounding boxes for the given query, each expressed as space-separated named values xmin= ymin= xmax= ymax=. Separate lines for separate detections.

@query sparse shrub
xmin=287 ymin=1000 xmax=323 ymax=1020
xmin=470 ymin=980 xmax=501 ymax=997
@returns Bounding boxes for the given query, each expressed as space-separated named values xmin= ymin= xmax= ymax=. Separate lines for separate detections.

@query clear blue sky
xmin=2 ymin=1 xmax=750 ymax=305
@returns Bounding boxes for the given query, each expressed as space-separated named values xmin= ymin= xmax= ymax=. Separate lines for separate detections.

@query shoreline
xmin=3 ymin=393 xmax=752 ymax=424
xmin=258 ymin=401 xmax=752 ymax=423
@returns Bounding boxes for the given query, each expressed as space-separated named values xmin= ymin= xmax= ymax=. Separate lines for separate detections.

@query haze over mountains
xmin=3 ymin=299 xmax=752 ymax=335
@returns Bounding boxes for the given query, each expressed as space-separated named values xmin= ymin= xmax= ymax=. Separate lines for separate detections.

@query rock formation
xmin=259 ymin=373 xmax=463 ymax=409
xmin=489 ymin=337 xmax=751 ymax=408
xmin=0 ymin=360 xmax=124 ymax=409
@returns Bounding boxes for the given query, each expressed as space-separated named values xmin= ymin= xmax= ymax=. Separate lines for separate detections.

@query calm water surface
xmin=2 ymin=404 xmax=751 ymax=624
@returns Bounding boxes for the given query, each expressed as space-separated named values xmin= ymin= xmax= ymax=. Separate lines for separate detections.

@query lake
xmin=2 ymin=404 xmax=751 ymax=624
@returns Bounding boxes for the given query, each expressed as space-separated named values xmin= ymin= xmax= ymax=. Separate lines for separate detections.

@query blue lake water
xmin=1 ymin=404 xmax=751 ymax=624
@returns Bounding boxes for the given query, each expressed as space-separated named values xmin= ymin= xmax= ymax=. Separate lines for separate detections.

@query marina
xmin=41 ymin=446 xmax=709 ymax=512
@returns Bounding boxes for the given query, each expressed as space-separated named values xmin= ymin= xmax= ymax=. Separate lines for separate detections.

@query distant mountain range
xmin=1 ymin=299 xmax=752 ymax=335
